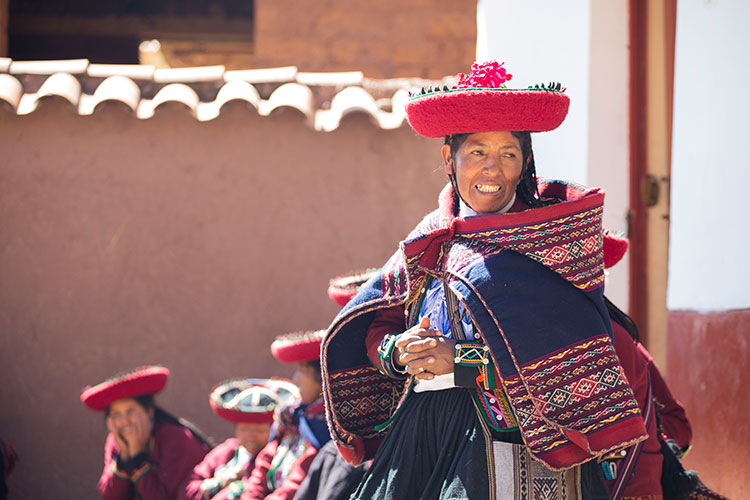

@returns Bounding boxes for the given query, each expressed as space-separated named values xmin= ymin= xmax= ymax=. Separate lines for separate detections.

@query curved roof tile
xmin=197 ymin=80 xmax=262 ymax=121
xmin=88 ymin=64 xmax=156 ymax=80
xmin=10 ymin=59 xmax=89 ymax=75
xmin=17 ymin=73 xmax=82 ymax=114
xmin=224 ymin=66 xmax=298 ymax=84
xmin=80 ymin=76 xmax=142 ymax=115
xmin=0 ymin=74 xmax=23 ymax=110
xmin=139 ymin=83 xmax=200 ymax=119
xmin=2 ymin=58 xmax=432 ymax=131
xmin=314 ymin=86 xmax=407 ymax=132
xmin=260 ymin=83 xmax=314 ymax=119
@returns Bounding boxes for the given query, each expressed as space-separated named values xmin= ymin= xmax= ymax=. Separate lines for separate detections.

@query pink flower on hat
xmin=457 ymin=60 xmax=513 ymax=89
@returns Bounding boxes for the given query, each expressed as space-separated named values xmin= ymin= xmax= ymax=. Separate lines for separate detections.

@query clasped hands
xmin=393 ymin=317 xmax=455 ymax=380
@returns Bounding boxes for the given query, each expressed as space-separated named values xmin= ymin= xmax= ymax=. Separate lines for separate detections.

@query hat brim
xmin=80 ymin=366 xmax=169 ymax=411
xmin=405 ymin=88 xmax=570 ymax=138
xmin=271 ymin=331 xmax=325 ymax=363
xmin=209 ymin=378 xmax=299 ymax=424
xmin=327 ymin=269 xmax=378 ymax=307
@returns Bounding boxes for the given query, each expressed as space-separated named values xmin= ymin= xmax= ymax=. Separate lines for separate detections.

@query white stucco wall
xmin=477 ymin=0 xmax=630 ymax=308
xmin=476 ymin=0 xmax=591 ymax=184
xmin=667 ymin=0 xmax=750 ymax=311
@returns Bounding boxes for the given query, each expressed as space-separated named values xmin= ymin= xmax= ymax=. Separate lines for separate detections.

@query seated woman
xmin=80 ymin=365 xmax=211 ymax=500
xmin=321 ymin=61 xmax=650 ymax=499
xmin=179 ymin=379 xmax=299 ymax=500
xmin=241 ymin=331 xmax=330 ymax=500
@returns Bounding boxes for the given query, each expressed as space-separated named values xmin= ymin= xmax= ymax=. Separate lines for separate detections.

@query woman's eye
xmin=470 ymin=150 xmax=484 ymax=156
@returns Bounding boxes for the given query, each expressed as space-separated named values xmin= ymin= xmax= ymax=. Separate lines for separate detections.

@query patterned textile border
xmin=502 ymin=335 xmax=644 ymax=461
xmin=439 ymin=205 xmax=603 ymax=292
xmin=327 ymin=364 xmax=406 ymax=440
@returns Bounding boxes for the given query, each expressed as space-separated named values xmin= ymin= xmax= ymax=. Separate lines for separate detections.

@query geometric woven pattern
xmin=328 ymin=364 xmax=406 ymax=439
xmin=493 ymin=441 xmax=578 ymax=500
xmin=503 ymin=335 xmax=643 ymax=460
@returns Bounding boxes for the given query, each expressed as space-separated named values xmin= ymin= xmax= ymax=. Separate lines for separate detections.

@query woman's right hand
xmin=394 ymin=317 xmax=443 ymax=379
xmin=107 ymin=419 xmax=131 ymax=460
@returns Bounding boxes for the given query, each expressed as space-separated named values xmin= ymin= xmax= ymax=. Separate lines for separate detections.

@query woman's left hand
xmin=398 ymin=318 xmax=456 ymax=379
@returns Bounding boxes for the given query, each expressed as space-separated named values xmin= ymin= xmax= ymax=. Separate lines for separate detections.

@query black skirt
xmin=351 ymin=388 xmax=490 ymax=500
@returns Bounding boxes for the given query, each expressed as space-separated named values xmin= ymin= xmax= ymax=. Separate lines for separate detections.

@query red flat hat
xmin=327 ymin=269 xmax=378 ymax=307
xmin=406 ymin=60 xmax=569 ymax=138
xmin=270 ymin=330 xmax=325 ymax=364
xmin=603 ymin=230 xmax=629 ymax=269
xmin=80 ymin=365 xmax=169 ymax=411
xmin=209 ymin=378 xmax=300 ymax=424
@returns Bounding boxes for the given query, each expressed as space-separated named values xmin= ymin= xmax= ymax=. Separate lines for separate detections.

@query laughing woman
xmin=81 ymin=366 xmax=211 ymax=500
xmin=321 ymin=61 xmax=649 ymax=499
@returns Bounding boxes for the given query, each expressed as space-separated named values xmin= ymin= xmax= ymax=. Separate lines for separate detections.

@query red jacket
xmin=98 ymin=420 xmax=209 ymax=500
xmin=178 ymin=438 xmax=256 ymax=500
xmin=240 ymin=439 xmax=317 ymax=500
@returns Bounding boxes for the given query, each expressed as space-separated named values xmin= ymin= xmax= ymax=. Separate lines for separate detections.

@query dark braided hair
xmin=444 ymin=131 xmax=545 ymax=209
xmin=603 ymin=295 xmax=640 ymax=343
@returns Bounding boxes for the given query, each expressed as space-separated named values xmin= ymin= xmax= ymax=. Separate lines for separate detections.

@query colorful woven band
xmin=376 ymin=334 xmax=408 ymax=379
xmin=454 ymin=342 xmax=490 ymax=366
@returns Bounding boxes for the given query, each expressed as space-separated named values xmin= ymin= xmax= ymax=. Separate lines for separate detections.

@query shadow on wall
xmin=0 ymin=104 xmax=448 ymax=499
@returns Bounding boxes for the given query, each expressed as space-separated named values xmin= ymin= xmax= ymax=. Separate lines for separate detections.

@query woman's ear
xmin=441 ymin=144 xmax=453 ymax=174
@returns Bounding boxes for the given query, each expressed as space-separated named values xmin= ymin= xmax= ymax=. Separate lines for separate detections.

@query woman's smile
xmin=475 ymin=183 xmax=501 ymax=194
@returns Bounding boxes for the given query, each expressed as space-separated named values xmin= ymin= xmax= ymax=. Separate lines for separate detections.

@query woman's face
xmin=106 ymin=398 xmax=154 ymax=437
xmin=292 ymin=362 xmax=322 ymax=406
xmin=442 ymin=131 xmax=526 ymax=214
xmin=234 ymin=422 xmax=272 ymax=455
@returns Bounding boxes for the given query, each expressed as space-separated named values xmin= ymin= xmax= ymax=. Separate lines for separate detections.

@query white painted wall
xmin=477 ymin=0 xmax=631 ymax=308
xmin=477 ymin=0 xmax=591 ymax=184
xmin=667 ymin=0 xmax=750 ymax=311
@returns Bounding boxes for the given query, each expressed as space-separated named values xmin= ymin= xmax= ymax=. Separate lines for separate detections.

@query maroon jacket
xmin=610 ymin=322 xmax=664 ymax=498
xmin=98 ymin=420 xmax=209 ymax=500
xmin=178 ymin=438 xmax=256 ymax=500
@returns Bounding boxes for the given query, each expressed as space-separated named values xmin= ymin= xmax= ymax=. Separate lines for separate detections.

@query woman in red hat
xmin=81 ymin=365 xmax=211 ymax=500
xmin=321 ymin=61 xmax=652 ymax=499
xmin=178 ymin=379 xmax=299 ymax=500
xmin=241 ymin=331 xmax=330 ymax=500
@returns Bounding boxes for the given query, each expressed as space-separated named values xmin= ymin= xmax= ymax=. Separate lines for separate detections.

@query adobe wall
xmin=668 ymin=310 xmax=750 ymax=498
xmin=0 ymin=100 xmax=446 ymax=498
xmin=254 ymin=0 xmax=477 ymax=78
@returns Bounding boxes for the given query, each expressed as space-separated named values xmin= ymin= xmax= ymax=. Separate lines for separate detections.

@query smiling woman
xmin=81 ymin=366 xmax=211 ymax=500
xmin=321 ymin=61 xmax=650 ymax=500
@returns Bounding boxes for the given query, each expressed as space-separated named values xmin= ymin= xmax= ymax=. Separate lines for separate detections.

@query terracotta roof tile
xmin=3 ymin=58 xmax=449 ymax=131
xmin=260 ymin=83 xmax=314 ymax=120
xmin=0 ymin=74 xmax=23 ymax=110
xmin=224 ymin=66 xmax=298 ymax=84
xmin=16 ymin=72 xmax=82 ymax=114
xmin=79 ymin=75 xmax=141 ymax=115
xmin=10 ymin=59 xmax=89 ymax=75
xmin=197 ymin=80 xmax=262 ymax=121
xmin=296 ymin=71 xmax=364 ymax=87
xmin=88 ymin=64 xmax=156 ymax=80
xmin=154 ymin=65 xmax=226 ymax=83
xmin=138 ymin=83 xmax=200 ymax=119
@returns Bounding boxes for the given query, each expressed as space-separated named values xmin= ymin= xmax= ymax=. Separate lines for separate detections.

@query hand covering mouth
xmin=476 ymin=184 xmax=501 ymax=193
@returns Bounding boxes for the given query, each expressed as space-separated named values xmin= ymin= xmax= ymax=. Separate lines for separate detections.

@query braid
xmin=511 ymin=131 xmax=545 ymax=208
xmin=603 ymin=295 xmax=640 ymax=342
